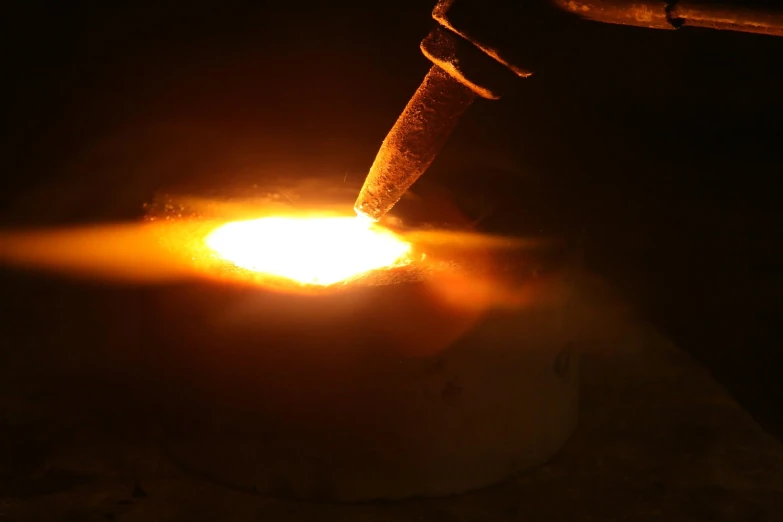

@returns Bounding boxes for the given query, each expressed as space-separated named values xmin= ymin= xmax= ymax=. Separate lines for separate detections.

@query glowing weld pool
xmin=205 ymin=216 xmax=412 ymax=286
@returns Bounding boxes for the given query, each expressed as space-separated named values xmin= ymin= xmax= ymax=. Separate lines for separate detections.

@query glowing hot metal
xmin=205 ymin=216 xmax=412 ymax=286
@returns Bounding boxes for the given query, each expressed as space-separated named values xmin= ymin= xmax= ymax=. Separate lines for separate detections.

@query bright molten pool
xmin=205 ymin=216 xmax=412 ymax=286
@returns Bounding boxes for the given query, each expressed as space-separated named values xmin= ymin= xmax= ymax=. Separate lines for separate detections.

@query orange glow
xmin=204 ymin=216 xmax=412 ymax=286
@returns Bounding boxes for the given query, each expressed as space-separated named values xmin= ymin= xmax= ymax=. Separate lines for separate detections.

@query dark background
xmin=3 ymin=0 xmax=782 ymax=438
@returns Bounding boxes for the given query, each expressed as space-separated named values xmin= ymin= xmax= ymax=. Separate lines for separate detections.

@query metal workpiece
xmin=144 ymin=186 xmax=581 ymax=501
xmin=553 ymin=0 xmax=783 ymax=36
xmin=354 ymin=66 xmax=476 ymax=222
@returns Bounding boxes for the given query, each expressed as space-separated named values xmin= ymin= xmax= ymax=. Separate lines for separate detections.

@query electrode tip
xmin=354 ymin=208 xmax=377 ymax=224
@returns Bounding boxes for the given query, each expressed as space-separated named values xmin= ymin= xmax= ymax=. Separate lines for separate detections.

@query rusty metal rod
xmin=553 ymin=0 xmax=783 ymax=36
xmin=672 ymin=1 xmax=783 ymax=36
xmin=354 ymin=65 xmax=476 ymax=222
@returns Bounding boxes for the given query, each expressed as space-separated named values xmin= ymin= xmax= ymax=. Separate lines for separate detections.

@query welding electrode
xmin=354 ymin=14 xmax=527 ymax=223
xmin=354 ymin=0 xmax=783 ymax=222
xmin=353 ymin=66 xmax=476 ymax=222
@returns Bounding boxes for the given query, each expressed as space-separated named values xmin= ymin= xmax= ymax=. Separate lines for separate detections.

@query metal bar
xmin=552 ymin=0 xmax=783 ymax=36
xmin=672 ymin=1 xmax=783 ymax=36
